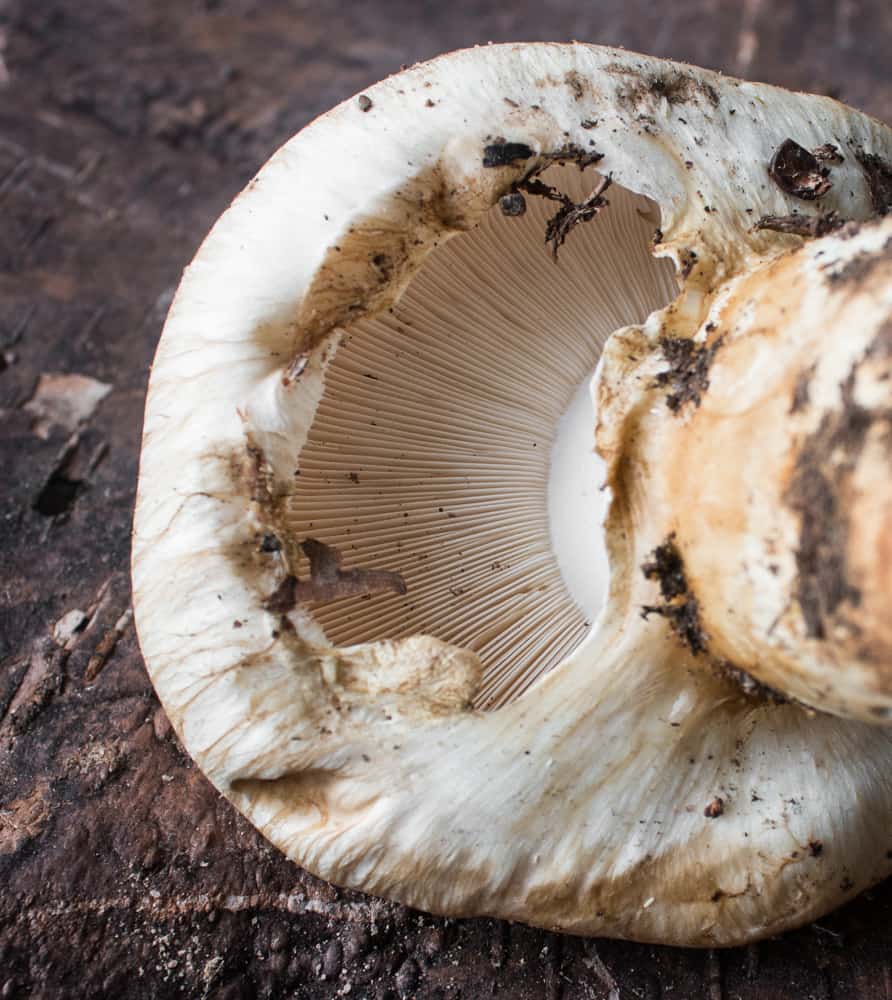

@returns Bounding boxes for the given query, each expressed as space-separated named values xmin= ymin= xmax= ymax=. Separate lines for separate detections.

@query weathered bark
xmin=1 ymin=1 xmax=891 ymax=996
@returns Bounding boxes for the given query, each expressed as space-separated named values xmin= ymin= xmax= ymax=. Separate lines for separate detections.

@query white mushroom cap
xmin=132 ymin=44 xmax=892 ymax=946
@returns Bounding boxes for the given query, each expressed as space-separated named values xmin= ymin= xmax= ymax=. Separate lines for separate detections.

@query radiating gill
xmin=285 ymin=168 xmax=676 ymax=708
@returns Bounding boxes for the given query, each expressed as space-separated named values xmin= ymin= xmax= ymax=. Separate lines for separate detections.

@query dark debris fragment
xmin=714 ymin=661 xmax=788 ymax=704
xmin=262 ymin=539 xmax=407 ymax=614
xmin=515 ymin=173 xmax=611 ymax=259
xmin=813 ymin=143 xmax=844 ymax=165
xmin=641 ymin=534 xmax=709 ymax=655
xmin=298 ymin=538 xmax=406 ymax=603
xmin=498 ymin=192 xmax=527 ymax=217
xmin=607 ymin=64 xmax=720 ymax=109
xmin=641 ymin=535 xmax=688 ymax=601
xmin=755 ymin=211 xmax=844 ymax=238
xmin=654 ymin=72 xmax=719 ymax=107
xmin=564 ymin=70 xmax=585 ymax=100
xmin=768 ymin=139 xmax=833 ymax=201
xmin=784 ymin=363 xmax=875 ymax=638
xmin=855 ymin=150 xmax=892 ymax=216
xmin=262 ymin=575 xmax=298 ymax=614
xmin=259 ymin=534 xmax=282 ymax=553
xmin=539 ymin=143 xmax=604 ymax=171
xmin=543 ymin=175 xmax=612 ymax=259
xmin=825 ymin=233 xmax=892 ymax=285
xmin=678 ymin=248 xmax=698 ymax=279
xmin=704 ymin=797 xmax=725 ymax=819
xmin=489 ymin=141 xmax=609 ymax=254
xmin=482 ymin=140 xmax=535 ymax=168
xmin=654 ymin=334 xmax=724 ymax=413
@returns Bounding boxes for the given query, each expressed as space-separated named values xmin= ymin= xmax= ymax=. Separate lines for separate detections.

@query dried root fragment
xmin=263 ymin=540 xmax=406 ymax=612
xmin=516 ymin=173 xmax=612 ymax=258
xmin=755 ymin=212 xmax=844 ymax=238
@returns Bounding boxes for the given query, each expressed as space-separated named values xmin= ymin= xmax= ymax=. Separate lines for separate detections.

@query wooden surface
xmin=1 ymin=1 xmax=891 ymax=997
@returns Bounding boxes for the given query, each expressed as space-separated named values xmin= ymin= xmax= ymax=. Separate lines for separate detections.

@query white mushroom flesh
xmin=132 ymin=43 xmax=892 ymax=946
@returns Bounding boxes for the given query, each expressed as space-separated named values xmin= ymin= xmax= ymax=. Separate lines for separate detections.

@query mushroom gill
xmin=286 ymin=168 xmax=676 ymax=708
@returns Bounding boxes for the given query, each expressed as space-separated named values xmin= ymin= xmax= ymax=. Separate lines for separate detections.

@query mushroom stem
xmin=547 ymin=372 xmax=609 ymax=622
xmin=599 ymin=219 xmax=892 ymax=720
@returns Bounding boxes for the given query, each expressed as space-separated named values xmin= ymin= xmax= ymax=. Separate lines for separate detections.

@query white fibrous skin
xmin=132 ymin=43 xmax=892 ymax=946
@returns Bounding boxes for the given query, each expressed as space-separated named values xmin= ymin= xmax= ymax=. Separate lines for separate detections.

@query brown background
xmin=1 ymin=1 xmax=891 ymax=997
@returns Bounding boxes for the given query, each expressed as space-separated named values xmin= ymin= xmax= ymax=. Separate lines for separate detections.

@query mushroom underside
xmin=287 ymin=167 xmax=676 ymax=708
xmin=131 ymin=42 xmax=892 ymax=946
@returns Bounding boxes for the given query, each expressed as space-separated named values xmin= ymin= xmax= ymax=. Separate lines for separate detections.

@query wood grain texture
xmin=0 ymin=1 xmax=890 ymax=996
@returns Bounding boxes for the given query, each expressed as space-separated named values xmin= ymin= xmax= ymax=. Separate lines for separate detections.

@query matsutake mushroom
xmin=132 ymin=44 xmax=892 ymax=946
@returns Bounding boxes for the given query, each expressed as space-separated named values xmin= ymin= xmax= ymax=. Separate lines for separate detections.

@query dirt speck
xmin=678 ymin=248 xmax=698 ymax=279
xmin=564 ymin=70 xmax=585 ymax=100
xmin=607 ymin=64 xmax=719 ymax=108
xmin=498 ymin=192 xmax=527 ymax=217
xmin=654 ymin=334 xmax=724 ymax=413
xmin=652 ymin=72 xmax=719 ymax=106
xmin=357 ymin=94 xmax=372 ymax=112
xmin=855 ymin=150 xmax=892 ymax=216
xmin=790 ymin=363 xmax=817 ymax=414
xmin=714 ymin=661 xmax=788 ymax=704
xmin=543 ymin=175 xmax=611 ymax=258
xmin=704 ymin=797 xmax=725 ymax=819
xmin=259 ymin=534 xmax=282 ymax=553
xmin=641 ymin=534 xmax=709 ymax=655
xmin=642 ymin=534 xmax=687 ymax=601
xmin=245 ymin=443 xmax=272 ymax=506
